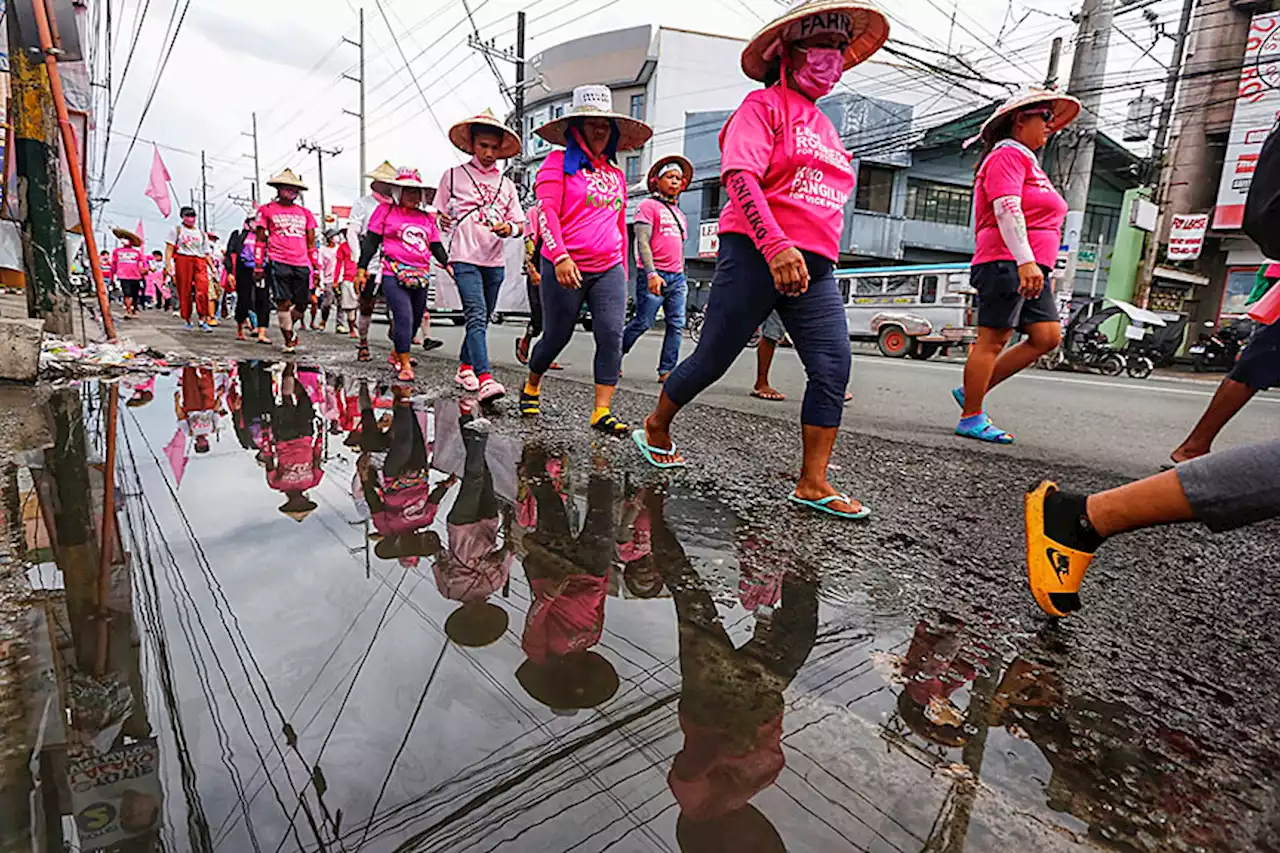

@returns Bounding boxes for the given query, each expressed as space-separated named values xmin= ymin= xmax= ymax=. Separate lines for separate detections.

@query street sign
xmin=1077 ymin=245 xmax=1099 ymax=271
xmin=698 ymin=220 xmax=718 ymax=259
xmin=1167 ymin=213 xmax=1210 ymax=261
xmin=1214 ymin=10 xmax=1280 ymax=229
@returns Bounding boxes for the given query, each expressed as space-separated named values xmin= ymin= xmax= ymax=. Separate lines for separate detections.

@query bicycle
xmin=684 ymin=305 xmax=761 ymax=348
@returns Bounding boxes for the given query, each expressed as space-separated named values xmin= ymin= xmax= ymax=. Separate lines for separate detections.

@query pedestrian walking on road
xmin=515 ymin=203 xmax=564 ymax=371
xmin=437 ymin=109 xmax=526 ymax=403
xmin=635 ymin=0 xmax=887 ymax=522
xmin=954 ymin=89 xmax=1081 ymax=444
xmin=356 ymin=167 xmax=450 ymax=382
xmin=349 ymin=161 xmax=399 ymax=360
xmin=255 ymin=169 xmax=319 ymax=355
xmin=110 ymin=227 xmax=146 ymax=319
xmin=334 ymin=228 xmax=359 ymax=337
xmin=521 ymin=84 xmax=653 ymax=436
xmin=206 ymin=233 xmax=225 ymax=326
xmin=166 ymin=206 xmax=213 ymax=332
xmin=621 ymin=155 xmax=693 ymax=383
xmin=311 ymin=229 xmax=339 ymax=332
xmin=228 ymin=215 xmax=271 ymax=344
xmin=1025 ymin=439 xmax=1280 ymax=618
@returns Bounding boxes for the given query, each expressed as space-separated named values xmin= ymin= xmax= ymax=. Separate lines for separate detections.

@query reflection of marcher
xmin=229 ymin=360 xmax=274 ymax=455
xmin=647 ymin=489 xmax=816 ymax=853
xmin=1025 ymin=442 xmax=1280 ymax=617
xmin=616 ymin=487 xmax=661 ymax=599
xmin=266 ymin=365 xmax=324 ymax=521
xmin=174 ymin=365 xmax=225 ymax=455
xmin=517 ymin=448 xmax=619 ymax=710
xmin=896 ymin=616 xmax=993 ymax=748
xmin=436 ymin=401 xmax=514 ymax=647
xmin=124 ymin=375 xmax=156 ymax=408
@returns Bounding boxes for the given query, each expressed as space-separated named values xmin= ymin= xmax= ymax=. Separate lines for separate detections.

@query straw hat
xmin=449 ymin=109 xmax=522 ymax=159
xmin=647 ymin=154 xmax=694 ymax=193
xmin=741 ymin=0 xmax=890 ymax=82
xmin=266 ymin=168 xmax=308 ymax=191
xmin=966 ymin=89 xmax=1083 ymax=148
xmin=370 ymin=167 xmax=431 ymax=198
xmin=278 ymin=494 xmax=318 ymax=522
xmin=534 ymin=85 xmax=653 ymax=152
xmin=112 ymin=227 xmax=141 ymax=244
xmin=366 ymin=161 xmax=399 ymax=182
xmin=516 ymin=651 xmax=620 ymax=710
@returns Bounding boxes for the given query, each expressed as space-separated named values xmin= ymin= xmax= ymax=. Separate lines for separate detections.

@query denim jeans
xmin=622 ymin=268 xmax=688 ymax=375
xmin=452 ymin=262 xmax=505 ymax=374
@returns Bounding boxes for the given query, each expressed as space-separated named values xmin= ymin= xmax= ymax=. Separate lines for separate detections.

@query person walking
xmin=334 ymin=228 xmax=359 ymax=337
xmin=110 ymin=227 xmax=146 ymax=318
xmin=621 ymin=155 xmax=693 ymax=382
xmin=436 ymin=110 xmax=526 ymax=403
xmin=254 ymin=169 xmax=320 ymax=355
xmin=634 ymin=0 xmax=887 ymax=521
xmin=228 ymin=216 xmax=271 ymax=344
xmin=521 ymin=84 xmax=653 ymax=436
xmin=166 ymin=206 xmax=213 ymax=332
xmin=356 ymin=167 xmax=450 ymax=382
xmin=349 ymin=161 xmax=399 ymax=359
xmin=515 ymin=202 xmax=564 ymax=371
xmin=953 ymin=89 xmax=1081 ymax=444
xmin=311 ymin=229 xmax=339 ymax=331
xmin=1025 ymin=439 xmax=1280 ymax=618
xmin=206 ymin=233 xmax=225 ymax=326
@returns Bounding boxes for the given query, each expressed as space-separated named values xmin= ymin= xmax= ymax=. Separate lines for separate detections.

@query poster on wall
xmin=67 ymin=739 xmax=164 ymax=850
xmin=1214 ymin=10 xmax=1280 ymax=229
xmin=1167 ymin=213 xmax=1210 ymax=260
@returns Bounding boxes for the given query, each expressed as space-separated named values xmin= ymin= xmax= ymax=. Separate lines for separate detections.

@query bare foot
xmin=794 ymin=480 xmax=864 ymax=515
xmin=1170 ymin=445 xmax=1208 ymax=464
xmin=752 ymin=386 xmax=786 ymax=401
xmin=643 ymin=415 xmax=685 ymax=465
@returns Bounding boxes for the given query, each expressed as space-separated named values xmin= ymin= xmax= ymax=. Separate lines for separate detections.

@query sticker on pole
xmin=1167 ymin=214 xmax=1210 ymax=261
xmin=67 ymin=739 xmax=164 ymax=849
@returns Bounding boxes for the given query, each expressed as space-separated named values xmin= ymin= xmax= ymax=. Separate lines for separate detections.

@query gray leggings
xmin=528 ymin=260 xmax=627 ymax=385
xmin=1177 ymin=439 xmax=1280 ymax=532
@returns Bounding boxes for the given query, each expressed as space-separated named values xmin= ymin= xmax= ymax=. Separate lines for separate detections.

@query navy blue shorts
xmin=269 ymin=261 xmax=311 ymax=306
xmin=972 ymin=260 xmax=1058 ymax=330
xmin=1228 ymin=320 xmax=1280 ymax=391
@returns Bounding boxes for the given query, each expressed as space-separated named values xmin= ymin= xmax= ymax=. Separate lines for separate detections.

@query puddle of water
xmin=4 ymin=361 xmax=1271 ymax=852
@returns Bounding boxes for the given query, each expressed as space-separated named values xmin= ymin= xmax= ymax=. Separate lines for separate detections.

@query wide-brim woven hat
xmin=534 ymin=84 xmax=653 ymax=152
xmin=647 ymin=154 xmax=694 ymax=192
xmin=449 ymin=109 xmax=522 ymax=159
xmin=278 ymin=496 xmax=318 ymax=522
xmin=366 ymin=160 xmax=399 ymax=182
xmin=112 ymin=227 xmax=141 ymax=244
xmin=741 ymin=0 xmax=890 ymax=82
xmin=967 ymin=89 xmax=1082 ymax=148
xmin=267 ymin=168 xmax=309 ymax=191
xmin=371 ymin=167 xmax=431 ymax=197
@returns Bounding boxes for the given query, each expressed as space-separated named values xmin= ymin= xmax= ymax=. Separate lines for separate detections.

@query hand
xmin=355 ymin=269 xmax=368 ymax=292
xmin=768 ymin=247 xmax=809 ymax=296
xmin=555 ymin=256 xmax=582 ymax=290
xmin=1017 ymin=262 xmax=1045 ymax=298
xmin=438 ymin=213 xmax=453 ymax=230
xmin=647 ymin=273 xmax=664 ymax=296
xmin=491 ymin=222 xmax=513 ymax=238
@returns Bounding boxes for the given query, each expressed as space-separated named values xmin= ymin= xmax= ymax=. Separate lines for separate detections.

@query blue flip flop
xmin=788 ymin=492 xmax=872 ymax=520
xmin=955 ymin=415 xmax=1015 ymax=445
xmin=951 ymin=387 xmax=965 ymax=409
xmin=632 ymin=429 xmax=687 ymax=469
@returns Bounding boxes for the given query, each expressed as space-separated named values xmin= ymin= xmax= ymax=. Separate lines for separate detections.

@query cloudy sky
xmin=87 ymin=0 xmax=1182 ymax=244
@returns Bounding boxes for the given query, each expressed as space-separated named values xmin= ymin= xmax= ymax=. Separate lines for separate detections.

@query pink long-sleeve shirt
xmin=435 ymin=159 xmax=525 ymax=268
xmin=535 ymin=151 xmax=628 ymax=274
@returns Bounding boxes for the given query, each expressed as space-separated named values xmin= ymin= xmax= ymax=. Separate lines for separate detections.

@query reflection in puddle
xmin=3 ymin=361 xmax=1271 ymax=852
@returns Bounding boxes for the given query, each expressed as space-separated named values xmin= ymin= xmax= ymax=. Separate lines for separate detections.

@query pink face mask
xmin=182 ymin=215 xmax=197 ymax=227
xmin=793 ymin=47 xmax=845 ymax=99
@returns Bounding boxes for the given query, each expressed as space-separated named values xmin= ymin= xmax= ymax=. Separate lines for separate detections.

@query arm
xmin=430 ymin=242 xmax=449 ymax=267
xmin=434 ymin=169 xmax=453 ymax=230
xmin=992 ymin=196 xmax=1036 ymax=267
xmin=164 ymin=244 xmax=176 ymax=275
xmin=635 ymin=222 xmax=658 ymax=277
xmin=357 ymin=232 xmax=384 ymax=270
xmin=306 ymin=227 xmax=319 ymax=273
xmin=534 ymin=164 xmax=570 ymax=265
xmin=253 ymin=225 xmax=267 ymax=278
xmin=723 ymin=170 xmax=792 ymax=262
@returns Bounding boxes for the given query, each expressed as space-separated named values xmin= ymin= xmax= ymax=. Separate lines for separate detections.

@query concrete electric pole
xmin=343 ymin=9 xmax=367 ymax=194
xmin=243 ymin=112 xmax=261 ymax=203
xmin=297 ymin=139 xmax=343 ymax=224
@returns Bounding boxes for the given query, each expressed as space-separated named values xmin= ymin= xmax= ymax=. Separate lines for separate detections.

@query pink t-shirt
xmin=256 ymin=201 xmax=318 ymax=268
xmin=368 ymin=203 xmax=442 ymax=271
xmin=972 ymin=141 xmax=1067 ymax=268
xmin=536 ymin=151 xmax=628 ymax=274
xmin=634 ymin=199 xmax=687 ymax=273
xmin=269 ymin=437 xmax=324 ymax=493
xmin=318 ymin=246 xmax=338 ymax=286
xmin=435 ymin=159 xmax=525 ymax=268
xmin=111 ymin=247 xmax=146 ymax=280
xmin=718 ymin=86 xmax=855 ymax=263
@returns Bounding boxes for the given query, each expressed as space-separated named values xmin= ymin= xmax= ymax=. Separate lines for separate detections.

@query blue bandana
xmin=564 ymin=118 xmax=621 ymax=176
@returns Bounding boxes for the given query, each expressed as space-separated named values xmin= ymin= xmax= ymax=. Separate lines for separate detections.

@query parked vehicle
xmin=836 ymin=263 xmax=977 ymax=359
xmin=1189 ymin=318 xmax=1254 ymax=372
xmin=1063 ymin=297 xmax=1168 ymax=379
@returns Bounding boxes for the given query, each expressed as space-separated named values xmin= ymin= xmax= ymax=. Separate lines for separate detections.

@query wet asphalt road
xmin=71 ymin=311 xmax=1280 ymax=851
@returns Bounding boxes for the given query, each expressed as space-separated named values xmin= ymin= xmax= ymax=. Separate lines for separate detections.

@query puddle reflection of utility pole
xmin=925 ymin=666 xmax=1002 ymax=853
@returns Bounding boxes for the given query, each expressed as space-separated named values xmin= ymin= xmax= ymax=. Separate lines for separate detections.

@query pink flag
xmin=135 ymin=219 xmax=145 ymax=244
xmin=145 ymin=146 xmax=172 ymax=218
xmin=163 ymin=429 xmax=189 ymax=489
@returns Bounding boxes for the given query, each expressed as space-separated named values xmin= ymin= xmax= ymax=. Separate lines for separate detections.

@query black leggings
xmin=526 ymin=280 xmax=543 ymax=337
xmin=448 ymin=422 xmax=499 ymax=526
xmin=385 ymin=405 xmax=427 ymax=479
xmin=235 ymin=265 xmax=272 ymax=327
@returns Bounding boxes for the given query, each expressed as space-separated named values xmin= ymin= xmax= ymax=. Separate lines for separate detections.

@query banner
xmin=67 ymin=739 xmax=164 ymax=850
xmin=1214 ymin=10 xmax=1280 ymax=229
xmin=1167 ymin=213 xmax=1210 ymax=260
xmin=698 ymin=221 xmax=719 ymax=258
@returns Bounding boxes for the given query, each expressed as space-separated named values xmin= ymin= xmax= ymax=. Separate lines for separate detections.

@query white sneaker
xmin=477 ymin=376 xmax=505 ymax=403
xmin=455 ymin=366 xmax=480 ymax=392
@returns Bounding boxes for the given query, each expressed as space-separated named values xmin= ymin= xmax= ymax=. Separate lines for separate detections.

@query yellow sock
xmin=523 ymin=380 xmax=540 ymax=397
xmin=591 ymin=407 xmax=611 ymax=425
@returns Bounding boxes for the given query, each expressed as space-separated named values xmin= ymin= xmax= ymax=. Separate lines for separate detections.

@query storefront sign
xmin=698 ymin=220 xmax=719 ymax=259
xmin=68 ymin=739 xmax=163 ymax=850
xmin=1214 ymin=10 xmax=1280 ymax=229
xmin=1077 ymin=245 xmax=1099 ymax=271
xmin=1167 ymin=213 xmax=1210 ymax=260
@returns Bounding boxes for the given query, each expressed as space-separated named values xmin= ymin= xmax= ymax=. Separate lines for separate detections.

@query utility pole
xmin=7 ymin=16 xmax=74 ymax=335
xmin=1055 ymin=0 xmax=1114 ymax=309
xmin=297 ymin=139 xmax=343 ymax=224
xmin=1044 ymin=37 xmax=1063 ymax=89
xmin=469 ymin=11 xmax=527 ymax=190
xmin=343 ymin=10 xmax=367 ymax=193
xmin=243 ymin=112 xmax=261 ymax=203
xmin=200 ymin=149 xmax=209 ymax=232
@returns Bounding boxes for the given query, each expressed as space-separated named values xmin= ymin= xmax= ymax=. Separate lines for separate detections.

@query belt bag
xmin=386 ymin=258 xmax=430 ymax=290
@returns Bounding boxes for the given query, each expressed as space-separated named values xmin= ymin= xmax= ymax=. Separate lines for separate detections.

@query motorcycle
xmin=1189 ymin=318 xmax=1254 ymax=372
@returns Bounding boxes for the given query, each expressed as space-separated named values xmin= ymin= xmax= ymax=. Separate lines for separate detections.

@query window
xmin=630 ymin=93 xmax=646 ymax=120
xmin=854 ymin=277 xmax=883 ymax=297
xmin=884 ymin=275 xmax=919 ymax=298
xmin=1082 ymin=205 xmax=1122 ymax=244
xmin=855 ymin=165 xmax=894 ymax=214
xmin=700 ymin=181 xmax=725 ymax=220
xmin=553 ymin=104 xmax=565 ymax=119
xmin=921 ymin=275 xmax=938 ymax=304
xmin=625 ymin=156 xmax=642 ymax=185
xmin=905 ymin=179 xmax=973 ymax=227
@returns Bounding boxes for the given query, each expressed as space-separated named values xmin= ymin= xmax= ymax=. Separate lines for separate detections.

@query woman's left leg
xmin=582 ymin=265 xmax=629 ymax=429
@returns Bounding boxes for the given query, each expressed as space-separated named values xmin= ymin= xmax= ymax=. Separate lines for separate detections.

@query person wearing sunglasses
xmin=953 ymin=91 xmax=1081 ymax=444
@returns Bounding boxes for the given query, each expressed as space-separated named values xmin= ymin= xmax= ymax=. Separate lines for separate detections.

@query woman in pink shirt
xmin=254 ymin=169 xmax=319 ymax=355
xmin=110 ymin=227 xmax=146 ymax=318
xmin=521 ymin=84 xmax=653 ymax=437
xmin=356 ymin=167 xmax=449 ymax=382
xmin=954 ymin=90 xmax=1081 ymax=444
xmin=636 ymin=0 xmax=888 ymax=522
